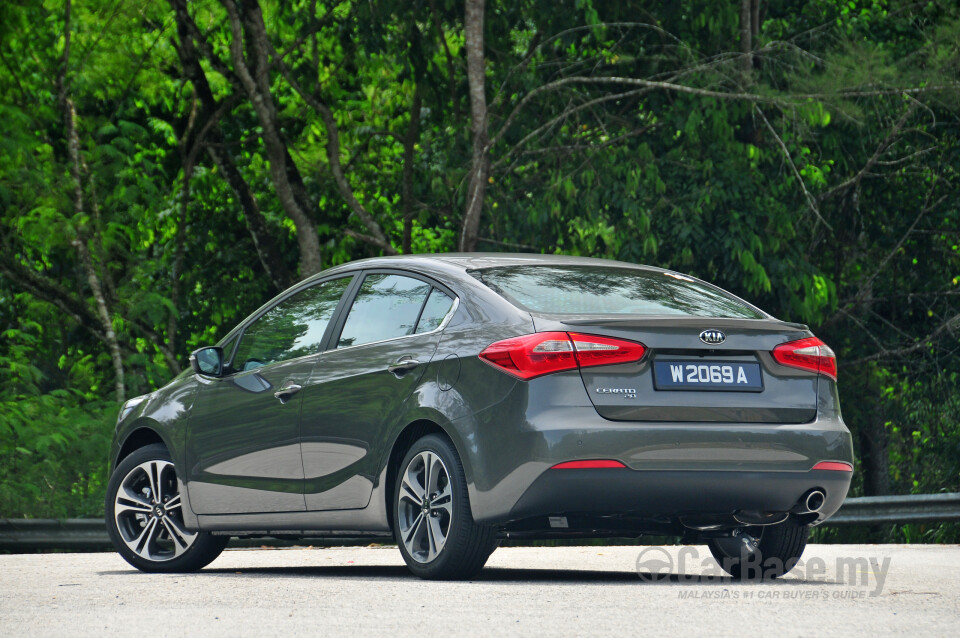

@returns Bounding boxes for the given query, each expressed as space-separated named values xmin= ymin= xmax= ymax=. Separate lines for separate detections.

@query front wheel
xmin=393 ymin=434 xmax=497 ymax=580
xmin=708 ymin=519 xmax=809 ymax=580
xmin=105 ymin=443 xmax=228 ymax=572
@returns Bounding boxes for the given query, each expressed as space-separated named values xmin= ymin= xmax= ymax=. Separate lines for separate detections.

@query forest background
xmin=1 ymin=0 xmax=958 ymax=543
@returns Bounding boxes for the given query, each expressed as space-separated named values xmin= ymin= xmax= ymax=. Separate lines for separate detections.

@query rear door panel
xmin=298 ymin=271 xmax=454 ymax=511
xmin=300 ymin=334 xmax=442 ymax=510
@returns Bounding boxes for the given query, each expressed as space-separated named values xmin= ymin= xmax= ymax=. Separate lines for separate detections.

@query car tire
xmin=708 ymin=519 xmax=809 ymax=580
xmin=105 ymin=443 xmax=228 ymax=573
xmin=393 ymin=434 xmax=497 ymax=580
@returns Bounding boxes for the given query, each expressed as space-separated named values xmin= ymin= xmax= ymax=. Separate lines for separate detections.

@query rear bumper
xmin=508 ymin=467 xmax=852 ymax=525
xmin=448 ymin=372 xmax=854 ymax=525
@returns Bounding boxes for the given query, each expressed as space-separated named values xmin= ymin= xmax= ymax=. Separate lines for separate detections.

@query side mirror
xmin=189 ymin=346 xmax=224 ymax=377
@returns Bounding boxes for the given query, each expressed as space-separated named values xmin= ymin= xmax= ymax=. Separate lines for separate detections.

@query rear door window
xmin=476 ymin=265 xmax=764 ymax=319
xmin=337 ymin=274 xmax=433 ymax=348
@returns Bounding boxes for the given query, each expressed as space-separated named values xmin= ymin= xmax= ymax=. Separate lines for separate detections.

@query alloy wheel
xmin=113 ymin=459 xmax=198 ymax=562
xmin=397 ymin=450 xmax=453 ymax=563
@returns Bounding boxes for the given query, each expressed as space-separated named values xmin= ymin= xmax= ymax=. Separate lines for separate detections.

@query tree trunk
xmin=57 ymin=1 xmax=125 ymax=402
xmin=266 ymin=36 xmax=397 ymax=255
xmin=221 ymin=0 xmax=322 ymax=278
xmin=402 ymin=89 xmax=422 ymax=254
xmin=169 ymin=0 xmax=292 ymax=291
xmin=857 ymin=384 xmax=890 ymax=496
xmin=73 ymin=234 xmax=125 ymax=402
xmin=167 ymin=159 xmax=190 ymax=373
xmin=460 ymin=0 xmax=489 ymax=253
xmin=739 ymin=0 xmax=753 ymax=74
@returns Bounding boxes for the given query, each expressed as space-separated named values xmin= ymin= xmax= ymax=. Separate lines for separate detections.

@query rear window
xmin=475 ymin=265 xmax=764 ymax=319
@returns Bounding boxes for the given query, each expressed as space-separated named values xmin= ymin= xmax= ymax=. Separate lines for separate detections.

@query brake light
xmin=479 ymin=332 xmax=646 ymax=380
xmin=551 ymin=459 xmax=627 ymax=469
xmin=772 ymin=337 xmax=837 ymax=380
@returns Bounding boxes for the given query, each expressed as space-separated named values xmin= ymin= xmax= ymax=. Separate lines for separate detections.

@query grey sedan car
xmin=106 ymin=254 xmax=853 ymax=579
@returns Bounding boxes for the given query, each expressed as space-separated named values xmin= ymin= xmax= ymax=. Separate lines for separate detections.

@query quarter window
xmin=233 ymin=277 xmax=350 ymax=371
xmin=415 ymin=289 xmax=455 ymax=333
xmin=338 ymin=274 xmax=432 ymax=348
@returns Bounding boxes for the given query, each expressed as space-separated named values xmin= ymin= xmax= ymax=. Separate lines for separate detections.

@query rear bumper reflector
xmin=551 ymin=460 xmax=627 ymax=470
xmin=811 ymin=461 xmax=853 ymax=472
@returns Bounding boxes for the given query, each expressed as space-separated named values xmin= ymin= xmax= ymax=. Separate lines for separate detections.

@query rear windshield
xmin=475 ymin=265 xmax=764 ymax=319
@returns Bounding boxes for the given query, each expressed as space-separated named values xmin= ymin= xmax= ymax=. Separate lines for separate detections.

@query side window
xmin=233 ymin=277 xmax=350 ymax=371
xmin=415 ymin=288 xmax=455 ymax=333
xmin=338 ymin=274 xmax=432 ymax=348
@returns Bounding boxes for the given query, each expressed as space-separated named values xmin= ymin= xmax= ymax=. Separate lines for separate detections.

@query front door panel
xmin=184 ymin=275 xmax=354 ymax=515
xmin=186 ymin=358 xmax=314 ymax=514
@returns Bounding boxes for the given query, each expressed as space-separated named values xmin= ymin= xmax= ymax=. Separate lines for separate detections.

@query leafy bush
xmin=0 ymin=321 xmax=113 ymax=519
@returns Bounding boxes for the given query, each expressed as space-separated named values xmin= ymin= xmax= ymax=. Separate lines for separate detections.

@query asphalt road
xmin=2 ymin=544 xmax=958 ymax=636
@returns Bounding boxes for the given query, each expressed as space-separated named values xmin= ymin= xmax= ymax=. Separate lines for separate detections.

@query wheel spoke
xmin=422 ymin=452 xmax=435 ymax=495
xmin=160 ymin=516 xmax=196 ymax=557
xmin=431 ymin=484 xmax=453 ymax=517
xmin=163 ymin=493 xmax=181 ymax=512
xmin=403 ymin=512 xmax=425 ymax=546
xmin=427 ymin=515 xmax=447 ymax=557
xmin=115 ymin=488 xmax=153 ymax=516
xmin=400 ymin=470 xmax=424 ymax=507
xmin=125 ymin=516 xmax=159 ymax=558
xmin=146 ymin=461 xmax=162 ymax=504
xmin=424 ymin=512 xmax=438 ymax=561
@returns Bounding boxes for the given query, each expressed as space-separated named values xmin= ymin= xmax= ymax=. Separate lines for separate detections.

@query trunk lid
xmin=534 ymin=315 xmax=818 ymax=424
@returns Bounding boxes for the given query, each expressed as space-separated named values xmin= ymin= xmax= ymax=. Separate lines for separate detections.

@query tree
xmin=1 ymin=0 xmax=959 ymax=529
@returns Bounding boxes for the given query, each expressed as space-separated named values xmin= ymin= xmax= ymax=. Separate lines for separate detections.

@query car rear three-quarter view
xmin=105 ymin=254 xmax=853 ymax=580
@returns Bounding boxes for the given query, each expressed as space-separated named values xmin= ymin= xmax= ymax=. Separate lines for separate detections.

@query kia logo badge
xmin=699 ymin=329 xmax=725 ymax=345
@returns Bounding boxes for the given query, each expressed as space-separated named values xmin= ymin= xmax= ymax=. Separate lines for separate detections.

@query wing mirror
xmin=189 ymin=346 xmax=224 ymax=377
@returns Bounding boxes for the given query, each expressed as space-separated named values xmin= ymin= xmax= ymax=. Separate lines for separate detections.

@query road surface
xmin=1 ymin=544 xmax=958 ymax=636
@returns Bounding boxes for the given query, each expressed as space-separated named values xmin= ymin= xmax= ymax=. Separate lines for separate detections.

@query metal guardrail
xmin=824 ymin=492 xmax=960 ymax=525
xmin=0 ymin=518 xmax=110 ymax=551
xmin=2 ymin=493 xmax=959 ymax=551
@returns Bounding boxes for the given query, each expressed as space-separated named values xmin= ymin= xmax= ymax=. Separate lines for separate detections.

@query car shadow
xmin=99 ymin=564 xmax=842 ymax=585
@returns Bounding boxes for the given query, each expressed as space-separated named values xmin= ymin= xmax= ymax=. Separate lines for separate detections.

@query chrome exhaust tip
xmin=804 ymin=490 xmax=826 ymax=513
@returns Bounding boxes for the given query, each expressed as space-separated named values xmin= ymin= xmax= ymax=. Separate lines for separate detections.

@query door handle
xmin=273 ymin=384 xmax=302 ymax=403
xmin=387 ymin=358 xmax=421 ymax=374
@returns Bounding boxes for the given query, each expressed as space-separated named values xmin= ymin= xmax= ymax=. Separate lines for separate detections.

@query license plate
xmin=653 ymin=361 xmax=763 ymax=392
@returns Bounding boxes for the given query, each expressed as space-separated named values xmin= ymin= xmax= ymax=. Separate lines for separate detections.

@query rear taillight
xmin=772 ymin=337 xmax=837 ymax=380
xmin=568 ymin=333 xmax=647 ymax=367
xmin=478 ymin=332 xmax=577 ymax=379
xmin=479 ymin=332 xmax=646 ymax=380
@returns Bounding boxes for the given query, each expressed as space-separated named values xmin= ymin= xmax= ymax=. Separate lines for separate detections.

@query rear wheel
xmin=708 ymin=519 xmax=809 ymax=580
xmin=393 ymin=434 xmax=497 ymax=580
xmin=106 ymin=443 xmax=228 ymax=573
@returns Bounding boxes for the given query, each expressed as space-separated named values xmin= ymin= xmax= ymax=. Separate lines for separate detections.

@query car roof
xmin=317 ymin=252 xmax=665 ymax=276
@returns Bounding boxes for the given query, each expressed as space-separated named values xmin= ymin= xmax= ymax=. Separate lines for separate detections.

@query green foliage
xmin=0 ymin=313 xmax=113 ymax=518
xmin=0 ymin=0 xmax=958 ymax=546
